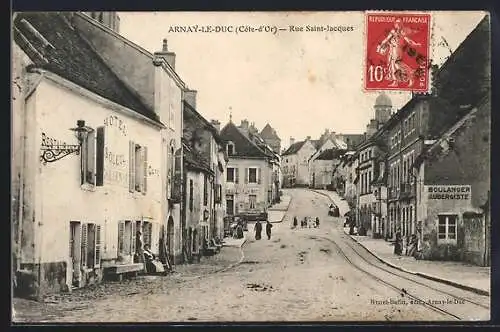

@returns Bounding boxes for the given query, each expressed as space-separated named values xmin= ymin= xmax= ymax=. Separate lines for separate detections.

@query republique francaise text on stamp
xmin=365 ymin=12 xmax=431 ymax=92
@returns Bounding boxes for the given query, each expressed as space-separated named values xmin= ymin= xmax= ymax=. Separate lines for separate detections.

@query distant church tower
xmin=374 ymin=92 xmax=392 ymax=128
xmin=366 ymin=92 xmax=393 ymax=138
xmin=84 ymin=12 xmax=120 ymax=33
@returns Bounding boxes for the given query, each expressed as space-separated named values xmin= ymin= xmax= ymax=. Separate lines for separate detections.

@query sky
xmin=118 ymin=11 xmax=486 ymax=149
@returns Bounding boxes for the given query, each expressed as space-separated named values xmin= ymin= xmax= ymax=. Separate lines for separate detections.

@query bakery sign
xmin=426 ymin=185 xmax=471 ymax=201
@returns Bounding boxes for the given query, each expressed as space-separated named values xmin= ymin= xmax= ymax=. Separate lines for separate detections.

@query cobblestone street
xmin=13 ymin=189 xmax=490 ymax=322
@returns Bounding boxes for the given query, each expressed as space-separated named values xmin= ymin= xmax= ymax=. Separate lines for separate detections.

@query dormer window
xmin=227 ymin=142 xmax=235 ymax=156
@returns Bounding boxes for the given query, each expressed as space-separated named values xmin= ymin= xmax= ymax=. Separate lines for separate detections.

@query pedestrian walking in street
xmin=315 ymin=217 xmax=320 ymax=228
xmin=266 ymin=221 xmax=273 ymax=240
xmin=293 ymin=216 xmax=298 ymax=229
xmin=394 ymin=231 xmax=403 ymax=255
xmin=254 ymin=220 xmax=263 ymax=240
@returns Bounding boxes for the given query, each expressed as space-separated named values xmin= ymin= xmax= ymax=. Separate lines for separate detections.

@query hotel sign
xmin=426 ymin=185 xmax=471 ymax=200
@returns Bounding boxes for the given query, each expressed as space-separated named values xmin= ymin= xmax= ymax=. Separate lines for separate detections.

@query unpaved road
xmin=13 ymin=189 xmax=489 ymax=322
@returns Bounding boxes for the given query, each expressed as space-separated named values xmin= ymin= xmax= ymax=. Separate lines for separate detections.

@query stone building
xmin=259 ymin=123 xmax=281 ymax=155
xmin=12 ymin=12 xmax=172 ymax=297
xmin=412 ymin=15 xmax=490 ymax=266
xmin=70 ymin=12 xmax=187 ymax=264
xmin=355 ymin=93 xmax=392 ymax=237
xmin=220 ymin=119 xmax=277 ymax=221
xmin=309 ymin=149 xmax=344 ymax=189
xmin=383 ymin=15 xmax=490 ymax=265
xmin=182 ymin=94 xmax=227 ymax=262
xmin=281 ymin=137 xmax=318 ymax=188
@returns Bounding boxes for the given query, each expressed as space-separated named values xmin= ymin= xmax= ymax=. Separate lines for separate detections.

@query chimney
xmin=240 ymin=119 xmax=249 ymax=131
xmin=153 ymin=38 xmax=176 ymax=70
xmin=290 ymin=137 xmax=295 ymax=146
xmin=184 ymin=89 xmax=197 ymax=109
xmin=306 ymin=136 xmax=311 ymax=140
xmin=211 ymin=119 xmax=220 ymax=132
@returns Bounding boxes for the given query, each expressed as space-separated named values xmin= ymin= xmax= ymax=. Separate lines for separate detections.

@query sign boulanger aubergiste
xmin=426 ymin=185 xmax=471 ymax=200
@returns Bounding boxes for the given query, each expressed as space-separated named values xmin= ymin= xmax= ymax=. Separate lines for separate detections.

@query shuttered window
xmin=151 ymin=222 xmax=160 ymax=254
xmin=118 ymin=221 xmax=125 ymax=253
xmin=129 ymin=141 xmax=135 ymax=193
xmin=189 ymin=180 xmax=194 ymax=211
xmin=79 ymin=222 xmax=102 ymax=269
xmin=142 ymin=146 xmax=148 ymax=195
xmin=96 ymin=127 xmax=105 ymax=186
xmin=131 ymin=222 xmax=137 ymax=255
xmin=81 ymin=126 xmax=105 ymax=187
xmin=81 ymin=224 xmax=88 ymax=268
xmin=129 ymin=141 xmax=148 ymax=194
xmin=86 ymin=130 xmax=96 ymax=185
xmin=248 ymin=167 xmax=258 ymax=184
xmin=94 ymin=225 xmax=101 ymax=268
xmin=234 ymin=168 xmax=239 ymax=184
xmin=142 ymin=221 xmax=153 ymax=248
xmin=227 ymin=168 xmax=235 ymax=182
xmin=203 ymin=175 xmax=208 ymax=206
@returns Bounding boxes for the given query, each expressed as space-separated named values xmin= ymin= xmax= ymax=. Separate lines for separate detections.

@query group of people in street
xmin=254 ymin=220 xmax=273 ymax=240
xmin=291 ymin=216 xmax=320 ymax=229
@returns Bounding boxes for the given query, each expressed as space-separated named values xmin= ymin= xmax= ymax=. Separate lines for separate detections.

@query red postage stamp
xmin=365 ymin=12 xmax=431 ymax=92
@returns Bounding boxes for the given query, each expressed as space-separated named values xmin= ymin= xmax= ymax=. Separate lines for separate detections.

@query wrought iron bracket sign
xmin=39 ymin=120 xmax=91 ymax=165
xmin=40 ymin=144 xmax=81 ymax=164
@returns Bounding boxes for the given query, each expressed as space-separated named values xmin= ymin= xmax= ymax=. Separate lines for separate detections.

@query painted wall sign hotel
xmin=427 ymin=185 xmax=471 ymax=200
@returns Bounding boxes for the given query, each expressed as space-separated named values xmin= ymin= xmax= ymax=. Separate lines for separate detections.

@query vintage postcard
xmin=11 ymin=10 xmax=491 ymax=323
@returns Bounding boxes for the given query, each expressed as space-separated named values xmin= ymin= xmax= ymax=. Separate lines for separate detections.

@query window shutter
xmin=235 ymin=168 xmax=239 ymax=184
xmin=94 ymin=225 xmax=102 ymax=268
xmin=152 ymin=222 xmax=159 ymax=254
xmin=131 ymin=222 xmax=137 ymax=255
xmin=142 ymin=146 xmax=148 ymax=195
xmin=69 ymin=224 xmax=74 ymax=259
xmin=258 ymin=168 xmax=262 ymax=184
xmin=148 ymin=223 xmax=153 ymax=247
xmin=129 ymin=141 xmax=136 ymax=193
xmin=81 ymin=224 xmax=88 ymax=268
xmin=96 ymin=127 xmax=105 ymax=186
xmin=118 ymin=221 xmax=124 ymax=254
xmin=245 ymin=168 xmax=249 ymax=184
xmin=174 ymin=148 xmax=182 ymax=202
xmin=86 ymin=130 xmax=96 ymax=184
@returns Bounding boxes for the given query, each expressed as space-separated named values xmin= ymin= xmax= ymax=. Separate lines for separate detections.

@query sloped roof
xmin=260 ymin=123 xmax=280 ymax=140
xmin=13 ymin=12 xmax=160 ymax=124
xmin=183 ymin=101 xmax=223 ymax=145
xmin=341 ymin=134 xmax=366 ymax=149
xmin=220 ymin=121 xmax=270 ymax=159
xmin=182 ymin=140 xmax=213 ymax=174
xmin=316 ymin=148 xmax=346 ymax=160
xmin=281 ymin=140 xmax=306 ymax=156
xmin=310 ymin=139 xmax=322 ymax=149
xmin=415 ymin=97 xmax=487 ymax=168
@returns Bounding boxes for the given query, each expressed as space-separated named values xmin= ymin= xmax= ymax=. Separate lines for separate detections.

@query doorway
xmin=69 ymin=221 xmax=81 ymax=288
xmin=226 ymin=195 xmax=234 ymax=215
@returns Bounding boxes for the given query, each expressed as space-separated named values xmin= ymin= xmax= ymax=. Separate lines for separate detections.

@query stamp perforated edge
xmin=361 ymin=10 xmax=433 ymax=97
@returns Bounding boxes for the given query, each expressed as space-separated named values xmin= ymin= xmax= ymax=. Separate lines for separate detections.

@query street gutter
xmin=314 ymin=189 xmax=490 ymax=297
xmin=268 ymin=195 xmax=293 ymax=223
xmin=346 ymin=232 xmax=490 ymax=296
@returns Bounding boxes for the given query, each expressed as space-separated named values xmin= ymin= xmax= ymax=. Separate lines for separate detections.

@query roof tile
xmin=13 ymin=12 xmax=160 ymax=124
